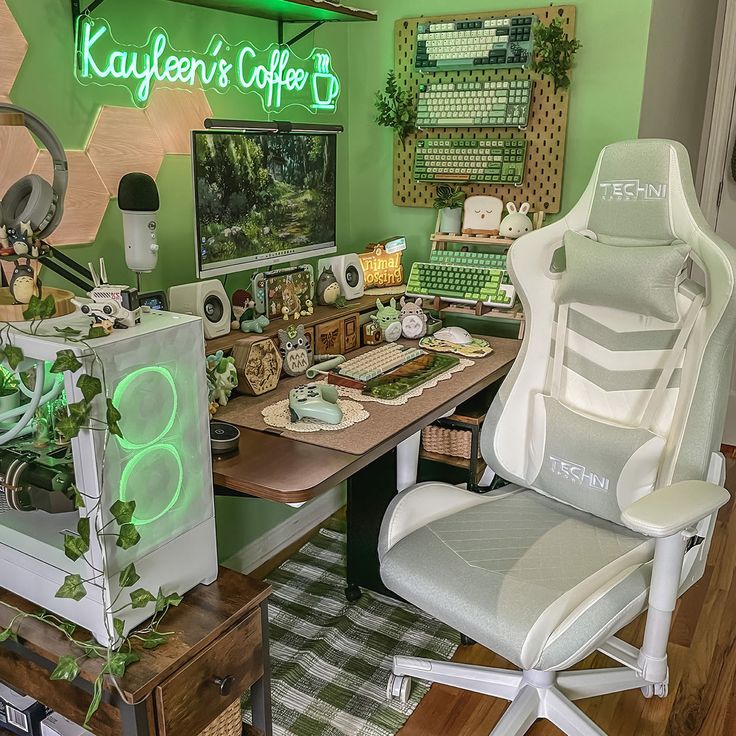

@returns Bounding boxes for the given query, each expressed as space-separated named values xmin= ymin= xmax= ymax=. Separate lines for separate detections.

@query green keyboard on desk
xmin=407 ymin=256 xmax=516 ymax=309
xmin=414 ymin=138 xmax=528 ymax=184
xmin=430 ymin=249 xmax=508 ymax=270
xmin=418 ymin=80 xmax=532 ymax=129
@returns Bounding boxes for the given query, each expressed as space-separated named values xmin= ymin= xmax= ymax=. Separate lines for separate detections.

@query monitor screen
xmin=192 ymin=129 xmax=337 ymax=277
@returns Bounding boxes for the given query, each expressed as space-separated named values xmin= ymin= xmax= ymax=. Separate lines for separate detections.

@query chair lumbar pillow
xmin=378 ymin=139 xmax=736 ymax=736
xmin=556 ymin=229 xmax=690 ymax=323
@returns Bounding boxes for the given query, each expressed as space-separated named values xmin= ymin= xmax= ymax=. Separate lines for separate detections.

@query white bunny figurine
xmin=500 ymin=202 xmax=533 ymax=239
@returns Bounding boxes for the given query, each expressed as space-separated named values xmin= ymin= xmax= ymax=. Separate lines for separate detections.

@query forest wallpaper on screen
xmin=194 ymin=132 xmax=337 ymax=267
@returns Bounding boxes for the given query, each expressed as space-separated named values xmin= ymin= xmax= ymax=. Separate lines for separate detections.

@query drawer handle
xmin=213 ymin=675 xmax=236 ymax=696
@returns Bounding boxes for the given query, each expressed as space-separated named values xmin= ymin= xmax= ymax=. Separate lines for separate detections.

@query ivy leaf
xmin=59 ymin=620 xmax=77 ymax=637
xmin=76 ymin=374 xmax=102 ymax=403
xmin=116 ymin=523 xmax=141 ymax=550
xmin=71 ymin=485 xmax=85 ymax=509
xmin=0 ymin=627 xmax=17 ymax=643
xmin=104 ymin=651 xmax=134 ymax=677
xmin=78 ymin=641 xmax=103 ymax=658
xmin=77 ymin=517 xmax=90 ymax=546
xmin=55 ymin=574 xmax=87 ymax=601
xmin=142 ymin=631 xmax=172 ymax=649
xmin=22 ymin=295 xmax=41 ymax=321
xmin=63 ymin=533 xmax=89 ymax=562
xmin=50 ymin=655 xmax=80 ymax=682
xmin=155 ymin=588 xmax=183 ymax=613
xmin=84 ymin=676 xmax=103 ymax=727
xmin=113 ymin=617 xmax=125 ymax=639
xmin=4 ymin=345 xmax=24 ymax=370
xmin=68 ymin=400 xmax=91 ymax=424
xmin=51 ymin=350 xmax=82 ymax=374
xmin=55 ymin=413 xmax=81 ymax=441
xmin=129 ymin=588 xmax=155 ymax=609
xmin=54 ymin=325 xmax=82 ymax=337
xmin=110 ymin=499 xmax=136 ymax=525
xmin=39 ymin=294 xmax=57 ymax=319
xmin=85 ymin=325 xmax=109 ymax=340
xmin=118 ymin=563 xmax=140 ymax=589
xmin=106 ymin=398 xmax=123 ymax=437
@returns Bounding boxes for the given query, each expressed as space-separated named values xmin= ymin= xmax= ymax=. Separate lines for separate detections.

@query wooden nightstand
xmin=0 ymin=567 xmax=271 ymax=736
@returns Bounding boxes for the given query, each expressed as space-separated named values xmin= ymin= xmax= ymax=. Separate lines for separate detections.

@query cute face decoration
xmin=278 ymin=323 xmax=313 ymax=376
xmin=462 ymin=196 xmax=504 ymax=235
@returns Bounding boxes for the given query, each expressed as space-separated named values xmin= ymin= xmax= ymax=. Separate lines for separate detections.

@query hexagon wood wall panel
xmin=145 ymin=85 xmax=213 ymax=155
xmin=0 ymin=0 xmax=27 ymax=102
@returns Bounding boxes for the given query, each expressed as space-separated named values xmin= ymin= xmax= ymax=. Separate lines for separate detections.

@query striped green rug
xmin=244 ymin=519 xmax=459 ymax=736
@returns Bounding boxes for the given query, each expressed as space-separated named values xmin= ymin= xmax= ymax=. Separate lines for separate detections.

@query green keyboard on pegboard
xmin=414 ymin=138 xmax=527 ymax=184
xmin=430 ymin=249 xmax=508 ymax=270
xmin=407 ymin=251 xmax=516 ymax=309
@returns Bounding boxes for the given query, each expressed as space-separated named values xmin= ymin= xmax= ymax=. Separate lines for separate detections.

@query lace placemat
xmin=262 ymin=398 xmax=369 ymax=433
xmin=319 ymin=358 xmax=474 ymax=406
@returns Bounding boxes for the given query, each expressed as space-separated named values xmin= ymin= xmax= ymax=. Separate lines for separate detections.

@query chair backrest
xmin=483 ymin=140 xmax=736 ymax=528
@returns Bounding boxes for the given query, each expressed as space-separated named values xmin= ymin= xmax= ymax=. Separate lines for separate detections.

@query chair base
xmin=390 ymin=655 xmax=657 ymax=736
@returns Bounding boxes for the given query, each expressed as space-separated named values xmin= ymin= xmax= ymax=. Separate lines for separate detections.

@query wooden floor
xmin=398 ymin=460 xmax=736 ymax=736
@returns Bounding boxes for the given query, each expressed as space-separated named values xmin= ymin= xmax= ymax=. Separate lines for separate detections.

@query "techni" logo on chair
xmin=598 ymin=180 xmax=667 ymax=202
xmin=549 ymin=455 xmax=610 ymax=491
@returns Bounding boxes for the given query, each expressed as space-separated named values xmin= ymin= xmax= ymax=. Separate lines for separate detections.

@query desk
xmin=0 ymin=567 xmax=271 ymax=736
xmin=213 ymin=336 xmax=520 ymax=596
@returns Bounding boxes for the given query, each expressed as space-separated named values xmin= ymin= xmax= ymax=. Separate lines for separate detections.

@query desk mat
xmin=217 ymin=338 xmax=519 ymax=455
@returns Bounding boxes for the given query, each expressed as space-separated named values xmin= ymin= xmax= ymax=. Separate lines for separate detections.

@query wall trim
xmin=222 ymin=486 xmax=344 ymax=574
xmin=701 ymin=0 xmax=736 ymax=225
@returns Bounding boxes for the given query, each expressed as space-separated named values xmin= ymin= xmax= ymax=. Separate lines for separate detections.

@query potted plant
xmin=434 ymin=185 xmax=465 ymax=234
xmin=0 ymin=366 xmax=19 ymax=428
xmin=375 ymin=70 xmax=417 ymax=150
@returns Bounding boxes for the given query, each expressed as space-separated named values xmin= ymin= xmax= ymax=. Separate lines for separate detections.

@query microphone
xmin=118 ymin=173 xmax=160 ymax=273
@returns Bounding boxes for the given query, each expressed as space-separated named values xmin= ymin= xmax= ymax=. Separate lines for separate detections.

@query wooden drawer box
xmin=155 ymin=608 xmax=263 ymax=736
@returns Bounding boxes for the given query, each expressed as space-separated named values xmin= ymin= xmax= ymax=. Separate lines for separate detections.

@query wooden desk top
xmin=213 ymin=336 xmax=521 ymax=503
xmin=0 ymin=567 xmax=270 ymax=703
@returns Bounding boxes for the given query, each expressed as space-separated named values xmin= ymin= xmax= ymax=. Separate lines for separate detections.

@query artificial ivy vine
xmin=0 ymin=296 xmax=182 ymax=726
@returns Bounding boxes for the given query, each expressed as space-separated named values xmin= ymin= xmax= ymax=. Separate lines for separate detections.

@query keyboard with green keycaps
xmin=414 ymin=138 xmax=527 ymax=184
xmin=407 ymin=257 xmax=516 ymax=309
xmin=430 ymin=249 xmax=508 ymax=270
xmin=418 ymin=80 xmax=532 ymax=128
xmin=415 ymin=16 xmax=536 ymax=71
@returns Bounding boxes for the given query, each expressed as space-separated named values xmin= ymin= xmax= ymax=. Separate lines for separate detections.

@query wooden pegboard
xmin=393 ymin=5 xmax=575 ymax=212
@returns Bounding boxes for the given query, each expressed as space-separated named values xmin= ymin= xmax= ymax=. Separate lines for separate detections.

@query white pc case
xmin=0 ymin=311 xmax=217 ymax=645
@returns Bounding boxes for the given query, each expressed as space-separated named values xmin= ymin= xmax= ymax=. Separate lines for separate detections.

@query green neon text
xmin=75 ymin=16 xmax=340 ymax=113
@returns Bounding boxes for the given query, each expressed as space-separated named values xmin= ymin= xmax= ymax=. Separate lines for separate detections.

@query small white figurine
xmin=462 ymin=195 xmax=504 ymax=236
xmin=500 ymin=202 xmax=533 ymax=239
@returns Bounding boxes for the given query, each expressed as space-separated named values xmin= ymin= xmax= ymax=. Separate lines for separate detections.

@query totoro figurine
xmin=9 ymin=259 xmax=40 ymax=305
xmin=316 ymin=266 xmax=341 ymax=306
xmin=399 ymin=297 xmax=428 ymax=339
xmin=278 ymin=323 xmax=314 ymax=376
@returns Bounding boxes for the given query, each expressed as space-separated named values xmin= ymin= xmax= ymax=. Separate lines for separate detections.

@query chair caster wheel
xmin=460 ymin=634 xmax=476 ymax=646
xmin=345 ymin=584 xmax=362 ymax=602
xmin=387 ymin=674 xmax=411 ymax=703
xmin=641 ymin=682 xmax=668 ymax=699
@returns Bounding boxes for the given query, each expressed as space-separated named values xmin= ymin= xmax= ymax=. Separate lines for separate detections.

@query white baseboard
xmin=222 ymin=486 xmax=344 ymax=574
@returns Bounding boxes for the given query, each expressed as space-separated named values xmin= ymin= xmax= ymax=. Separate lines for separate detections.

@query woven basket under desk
xmin=421 ymin=425 xmax=480 ymax=460
xmin=198 ymin=699 xmax=243 ymax=736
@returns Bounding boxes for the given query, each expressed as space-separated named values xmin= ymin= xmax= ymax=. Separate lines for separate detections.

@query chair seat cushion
xmin=380 ymin=485 xmax=654 ymax=671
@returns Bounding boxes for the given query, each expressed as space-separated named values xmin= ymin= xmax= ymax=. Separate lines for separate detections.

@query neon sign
xmin=74 ymin=16 xmax=340 ymax=114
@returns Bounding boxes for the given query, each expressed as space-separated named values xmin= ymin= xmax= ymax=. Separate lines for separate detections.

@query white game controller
xmin=288 ymin=383 xmax=343 ymax=425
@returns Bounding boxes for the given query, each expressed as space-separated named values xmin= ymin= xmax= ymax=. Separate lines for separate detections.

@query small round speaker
xmin=210 ymin=421 xmax=240 ymax=454
xmin=345 ymin=264 xmax=360 ymax=288
xmin=204 ymin=294 xmax=225 ymax=324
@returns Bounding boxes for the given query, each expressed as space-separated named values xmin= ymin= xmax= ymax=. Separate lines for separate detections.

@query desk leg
xmin=250 ymin=601 xmax=273 ymax=736
xmin=119 ymin=700 xmax=153 ymax=736
xmin=346 ymin=447 xmax=399 ymax=601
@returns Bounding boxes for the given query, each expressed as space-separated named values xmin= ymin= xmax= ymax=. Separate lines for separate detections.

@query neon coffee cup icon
xmin=311 ymin=53 xmax=339 ymax=110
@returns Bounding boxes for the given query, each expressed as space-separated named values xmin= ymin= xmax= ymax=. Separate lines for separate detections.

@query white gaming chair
xmin=379 ymin=140 xmax=736 ymax=735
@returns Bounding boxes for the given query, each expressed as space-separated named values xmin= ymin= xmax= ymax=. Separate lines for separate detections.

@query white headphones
xmin=0 ymin=103 xmax=68 ymax=239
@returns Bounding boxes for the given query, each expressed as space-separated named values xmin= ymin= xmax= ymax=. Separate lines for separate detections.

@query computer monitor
xmin=192 ymin=129 xmax=337 ymax=278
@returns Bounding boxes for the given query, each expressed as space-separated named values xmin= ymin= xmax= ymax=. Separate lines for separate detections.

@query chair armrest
xmin=622 ymin=481 xmax=730 ymax=537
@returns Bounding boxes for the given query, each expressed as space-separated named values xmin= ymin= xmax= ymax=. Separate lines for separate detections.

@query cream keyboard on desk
xmin=336 ymin=343 xmax=425 ymax=382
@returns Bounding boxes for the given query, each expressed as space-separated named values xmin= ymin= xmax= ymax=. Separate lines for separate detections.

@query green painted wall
xmin=345 ymin=0 xmax=655 ymax=269
xmin=6 ymin=0 xmax=656 ymax=564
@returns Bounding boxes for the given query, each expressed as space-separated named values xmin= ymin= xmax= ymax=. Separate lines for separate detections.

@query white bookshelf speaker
xmin=318 ymin=255 xmax=364 ymax=300
xmin=168 ymin=280 xmax=230 ymax=339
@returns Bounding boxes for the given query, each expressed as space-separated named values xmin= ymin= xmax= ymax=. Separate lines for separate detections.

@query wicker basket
xmin=422 ymin=425 xmax=480 ymax=460
xmin=198 ymin=699 xmax=243 ymax=736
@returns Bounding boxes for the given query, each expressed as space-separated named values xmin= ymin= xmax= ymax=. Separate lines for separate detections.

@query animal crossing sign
xmin=75 ymin=16 xmax=340 ymax=114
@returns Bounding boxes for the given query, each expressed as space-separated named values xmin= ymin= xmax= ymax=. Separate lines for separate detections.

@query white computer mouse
xmin=435 ymin=326 xmax=473 ymax=345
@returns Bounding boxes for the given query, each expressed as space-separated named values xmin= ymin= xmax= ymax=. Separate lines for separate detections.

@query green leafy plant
xmin=0 ymin=366 xmax=18 ymax=397
xmin=530 ymin=18 xmax=582 ymax=92
xmin=374 ymin=69 xmax=417 ymax=150
xmin=0 ymin=301 xmax=181 ymax=726
xmin=433 ymin=184 xmax=465 ymax=210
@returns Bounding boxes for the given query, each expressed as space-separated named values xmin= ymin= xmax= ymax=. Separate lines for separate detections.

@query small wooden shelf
xmin=431 ymin=233 xmax=514 ymax=247
xmin=164 ymin=0 xmax=377 ymax=22
xmin=420 ymin=448 xmax=487 ymax=482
